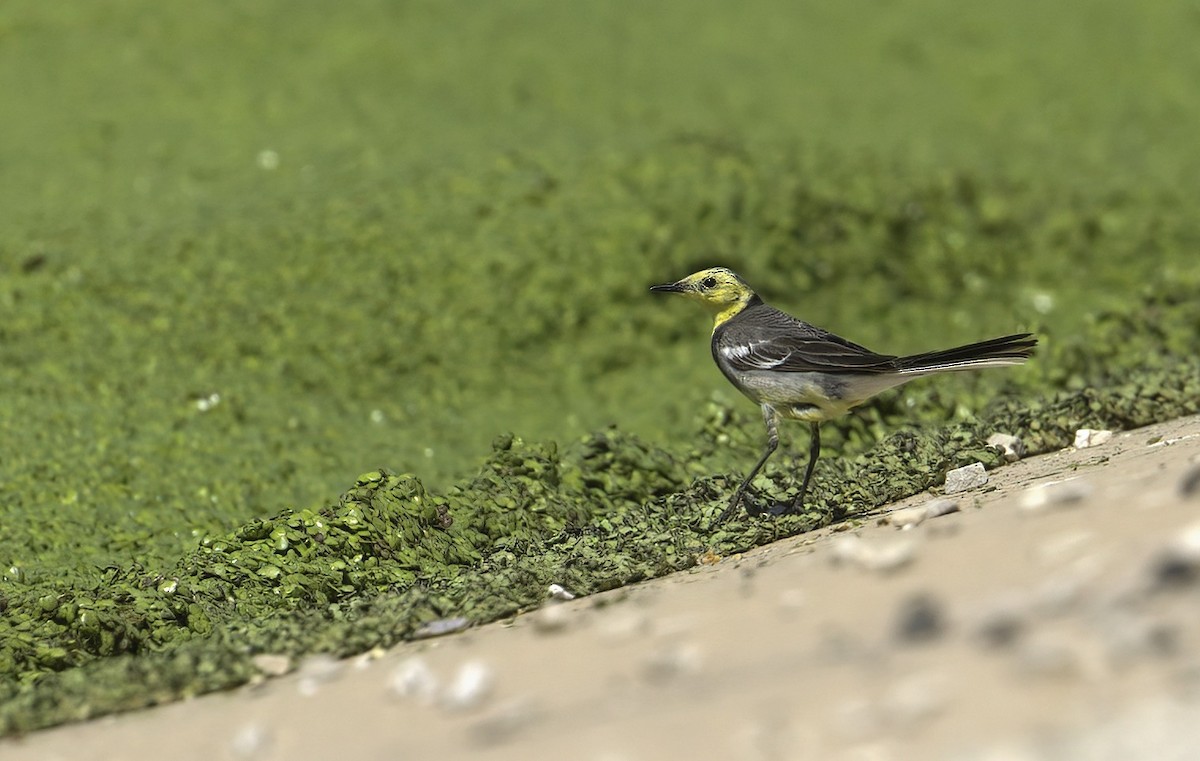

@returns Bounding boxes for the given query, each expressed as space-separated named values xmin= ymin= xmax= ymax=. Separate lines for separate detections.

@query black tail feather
xmin=897 ymin=333 xmax=1038 ymax=372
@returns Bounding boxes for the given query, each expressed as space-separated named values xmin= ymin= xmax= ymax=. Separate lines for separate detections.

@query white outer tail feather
xmin=897 ymin=356 xmax=1029 ymax=375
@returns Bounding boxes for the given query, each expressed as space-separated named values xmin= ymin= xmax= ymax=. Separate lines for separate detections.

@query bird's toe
xmin=766 ymin=500 xmax=801 ymax=517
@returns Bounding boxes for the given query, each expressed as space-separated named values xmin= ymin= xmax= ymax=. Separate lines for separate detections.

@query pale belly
xmin=726 ymin=369 xmax=912 ymax=422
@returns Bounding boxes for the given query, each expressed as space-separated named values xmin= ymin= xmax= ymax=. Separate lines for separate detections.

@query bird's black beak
xmin=650 ymin=281 xmax=686 ymax=294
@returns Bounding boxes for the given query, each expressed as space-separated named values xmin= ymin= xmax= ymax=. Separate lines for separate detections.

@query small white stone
xmin=532 ymin=604 xmax=570 ymax=634
xmin=229 ymin=722 xmax=273 ymax=758
xmin=944 ymin=462 xmax=988 ymax=494
xmin=986 ymin=433 xmax=1026 ymax=462
xmin=830 ymin=536 xmax=869 ymax=564
xmin=413 ymin=616 xmax=470 ymax=639
xmin=250 ymin=654 xmax=291 ymax=677
xmin=923 ymin=498 xmax=961 ymax=520
xmin=1074 ymin=428 xmax=1114 ymax=449
xmin=830 ymin=536 xmax=916 ymax=574
xmin=778 ymin=588 xmax=807 ymax=611
xmin=882 ymin=672 xmax=948 ymax=729
xmin=1148 ymin=433 xmax=1198 ymax=448
xmin=1020 ymin=478 xmax=1093 ymax=512
xmin=547 ymin=583 xmax=576 ymax=601
xmin=1151 ymin=521 xmax=1200 ymax=589
xmin=296 ymin=654 xmax=343 ymax=697
xmin=388 ymin=657 xmax=439 ymax=703
xmin=885 ymin=498 xmax=960 ymax=530
xmin=884 ymin=506 xmax=928 ymax=530
xmin=1171 ymin=522 xmax=1200 ymax=558
xmin=442 ymin=660 xmax=495 ymax=711
xmin=353 ymin=646 xmax=386 ymax=670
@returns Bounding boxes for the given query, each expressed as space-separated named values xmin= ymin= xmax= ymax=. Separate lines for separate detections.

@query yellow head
xmin=650 ymin=267 xmax=758 ymax=329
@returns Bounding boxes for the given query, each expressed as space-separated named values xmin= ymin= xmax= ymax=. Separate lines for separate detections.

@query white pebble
xmin=532 ymin=604 xmax=571 ymax=634
xmin=353 ymin=646 xmax=386 ymax=670
xmin=830 ymin=536 xmax=916 ymax=574
xmin=884 ymin=506 xmax=928 ymax=530
xmin=945 ymin=462 xmax=988 ymax=494
xmin=1148 ymin=433 xmax=1198 ymax=448
xmin=778 ymin=588 xmax=807 ymax=611
xmin=388 ymin=657 xmax=439 ymax=704
xmin=1074 ymin=428 xmax=1114 ymax=449
xmin=885 ymin=498 xmax=960 ymax=530
xmin=229 ymin=722 xmax=273 ymax=759
xmin=413 ymin=616 xmax=470 ymax=639
xmin=1151 ymin=521 xmax=1200 ymax=589
xmin=297 ymin=654 xmax=343 ymax=697
xmin=1169 ymin=522 xmax=1200 ymax=559
xmin=882 ymin=672 xmax=948 ymax=729
xmin=250 ymin=654 xmax=291 ymax=677
xmin=923 ymin=498 xmax=961 ymax=520
xmin=442 ymin=660 xmax=495 ymax=711
xmin=1020 ymin=478 xmax=1093 ymax=512
xmin=987 ymin=433 xmax=1026 ymax=462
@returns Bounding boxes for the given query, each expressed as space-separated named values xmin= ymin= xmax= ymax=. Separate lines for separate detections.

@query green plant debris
xmin=3 ymin=0 xmax=1200 ymax=737
xmin=2 ymin=355 xmax=1199 ymax=732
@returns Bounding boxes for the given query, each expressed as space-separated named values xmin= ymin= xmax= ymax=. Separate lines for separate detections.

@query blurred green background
xmin=2 ymin=0 xmax=1200 ymax=727
xmin=4 ymin=0 xmax=1200 ymax=572
xmin=3 ymin=0 xmax=1199 ymax=570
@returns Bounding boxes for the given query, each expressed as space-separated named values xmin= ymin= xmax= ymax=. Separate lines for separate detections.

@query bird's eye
xmin=701 ymin=276 xmax=718 ymax=289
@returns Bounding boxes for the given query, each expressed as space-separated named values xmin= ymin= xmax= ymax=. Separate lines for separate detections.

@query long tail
xmin=896 ymin=333 xmax=1037 ymax=375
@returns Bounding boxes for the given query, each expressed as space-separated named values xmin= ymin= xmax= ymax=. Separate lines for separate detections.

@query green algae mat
xmin=2 ymin=0 xmax=1200 ymax=734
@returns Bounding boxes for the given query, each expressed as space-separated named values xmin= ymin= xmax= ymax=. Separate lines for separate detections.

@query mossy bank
xmin=2 ymin=0 xmax=1200 ymax=734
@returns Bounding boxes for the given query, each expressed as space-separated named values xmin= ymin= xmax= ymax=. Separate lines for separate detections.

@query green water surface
xmin=1 ymin=0 xmax=1198 ymax=733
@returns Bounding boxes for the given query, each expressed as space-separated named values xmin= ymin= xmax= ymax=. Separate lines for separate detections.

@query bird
xmin=650 ymin=267 xmax=1037 ymax=521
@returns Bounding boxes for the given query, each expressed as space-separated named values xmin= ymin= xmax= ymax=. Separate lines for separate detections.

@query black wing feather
xmin=715 ymin=304 xmax=899 ymax=374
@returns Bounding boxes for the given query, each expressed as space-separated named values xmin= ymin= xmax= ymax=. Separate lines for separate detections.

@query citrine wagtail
xmin=651 ymin=267 xmax=1036 ymax=521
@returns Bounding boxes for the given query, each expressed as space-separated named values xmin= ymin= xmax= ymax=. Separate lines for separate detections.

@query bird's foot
xmin=724 ymin=492 xmax=806 ymax=520
xmin=739 ymin=492 xmax=774 ymax=518
xmin=765 ymin=500 xmax=802 ymax=517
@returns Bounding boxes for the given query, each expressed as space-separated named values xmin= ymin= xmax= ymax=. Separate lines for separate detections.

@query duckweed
xmin=3 ymin=0 xmax=1200 ymax=737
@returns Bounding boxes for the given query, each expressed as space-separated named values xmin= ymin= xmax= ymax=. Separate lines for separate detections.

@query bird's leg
xmin=770 ymin=422 xmax=821 ymax=516
xmin=718 ymin=405 xmax=779 ymax=522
